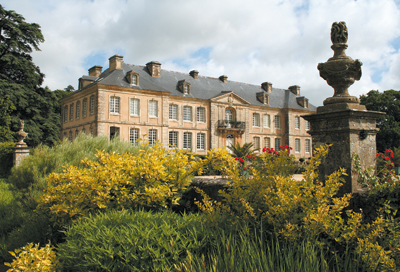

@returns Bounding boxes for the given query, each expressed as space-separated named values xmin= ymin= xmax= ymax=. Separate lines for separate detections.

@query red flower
xmin=385 ymin=157 xmax=390 ymax=161
xmin=262 ymin=147 xmax=267 ymax=152
xmin=390 ymin=152 xmax=394 ymax=158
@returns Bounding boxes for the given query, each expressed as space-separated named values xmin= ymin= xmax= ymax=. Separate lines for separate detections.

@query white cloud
xmin=2 ymin=0 xmax=400 ymax=106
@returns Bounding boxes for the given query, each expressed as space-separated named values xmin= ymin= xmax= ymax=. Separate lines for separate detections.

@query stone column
xmin=13 ymin=120 xmax=30 ymax=167
xmin=303 ymin=22 xmax=384 ymax=195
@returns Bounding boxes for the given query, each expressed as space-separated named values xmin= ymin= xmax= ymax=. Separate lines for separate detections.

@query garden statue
xmin=318 ymin=21 xmax=362 ymax=105
xmin=15 ymin=120 xmax=28 ymax=146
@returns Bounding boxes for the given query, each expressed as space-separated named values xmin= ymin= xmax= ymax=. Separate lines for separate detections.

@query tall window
xmin=274 ymin=115 xmax=281 ymax=129
xmin=263 ymin=114 xmax=270 ymax=128
xmin=264 ymin=137 xmax=271 ymax=148
xmin=69 ymin=103 xmax=74 ymax=121
xmin=275 ymin=138 xmax=281 ymax=151
xmin=253 ymin=136 xmax=260 ymax=150
xmin=110 ymin=96 xmax=120 ymax=114
xmin=68 ymin=131 xmax=73 ymax=141
xmin=183 ymin=132 xmax=192 ymax=149
xmin=148 ymin=129 xmax=157 ymax=145
xmin=305 ymin=120 xmax=310 ymax=130
xmin=197 ymin=107 xmax=205 ymax=122
xmin=132 ymin=75 xmax=138 ymax=85
xmin=130 ymin=128 xmax=139 ymax=145
xmin=130 ymin=98 xmax=139 ymax=116
xmin=75 ymin=129 xmax=79 ymax=138
xmin=169 ymin=131 xmax=178 ymax=147
xmin=90 ymin=95 xmax=95 ymax=115
xmin=183 ymin=106 xmax=192 ymax=121
xmin=81 ymin=127 xmax=86 ymax=134
xmin=184 ymin=85 xmax=189 ymax=94
xmin=82 ymin=98 xmax=87 ymax=118
xmin=295 ymin=116 xmax=300 ymax=129
xmin=197 ymin=133 xmax=205 ymax=150
xmin=169 ymin=104 xmax=177 ymax=120
xmin=149 ymin=100 xmax=158 ymax=117
xmin=76 ymin=101 xmax=81 ymax=119
xmin=295 ymin=138 xmax=301 ymax=153
xmin=305 ymin=139 xmax=311 ymax=153
xmin=225 ymin=109 xmax=233 ymax=122
xmin=64 ymin=106 xmax=68 ymax=123
xmin=253 ymin=113 xmax=260 ymax=127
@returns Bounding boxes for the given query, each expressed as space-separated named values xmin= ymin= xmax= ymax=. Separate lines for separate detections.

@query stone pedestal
xmin=303 ymin=103 xmax=384 ymax=195
xmin=13 ymin=143 xmax=30 ymax=167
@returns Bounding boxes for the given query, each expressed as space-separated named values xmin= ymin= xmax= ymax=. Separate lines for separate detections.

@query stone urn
xmin=318 ymin=22 xmax=362 ymax=105
xmin=15 ymin=120 xmax=28 ymax=146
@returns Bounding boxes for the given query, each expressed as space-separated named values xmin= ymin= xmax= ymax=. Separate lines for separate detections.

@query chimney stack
xmin=190 ymin=70 xmax=199 ymax=79
xmin=219 ymin=75 xmax=228 ymax=83
xmin=261 ymin=82 xmax=272 ymax=93
xmin=88 ymin=65 xmax=103 ymax=77
xmin=109 ymin=55 xmax=123 ymax=71
xmin=289 ymin=85 xmax=301 ymax=96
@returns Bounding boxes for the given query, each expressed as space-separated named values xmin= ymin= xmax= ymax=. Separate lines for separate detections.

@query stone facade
xmin=61 ymin=55 xmax=315 ymax=158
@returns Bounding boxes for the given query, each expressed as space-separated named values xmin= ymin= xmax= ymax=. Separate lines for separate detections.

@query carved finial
xmin=331 ymin=22 xmax=348 ymax=44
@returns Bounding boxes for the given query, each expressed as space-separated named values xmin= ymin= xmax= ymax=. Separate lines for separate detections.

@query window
xmin=305 ymin=139 xmax=311 ymax=153
xmin=63 ymin=132 xmax=67 ymax=140
xmin=81 ymin=127 xmax=86 ymax=134
xmin=68 ymin=131 xmax=73 ymax=141
xmin=197 ymin=107 xmax=205 ymax=122
xmin=274 ymin=115 xmax=281 ymax=129
xmin=76 ymin=101 xmax=81 ymax=119
xmin=253 ymin=136 xmax=260 ymax=150
xmin=69 ymin=103 xmax=74 ymax=121
xmin=253 ymin=113 xmax=260 ymax=127
xmin=90 ymin=126 xmax=94 ymax=135
xmin=130 ymin=128 xmax=139 ymax=145
xmin=295 ymin=138 xmax=301 ymax=153
xmin=110 ymin=96 xmax=120 ymax=114
xmin=90 ymin=95 xmax=95 ymax=115
xmin=263 ymin=114 xmax=270 ymax=128
xmin=197 ymin=133 xmax=205 ymax=150
xmin=132 ymin=74 xmax=138 ymax=85
xmin=184 ymin=85 xmax=189 ymax=94
xmin=64 ymin=106 xmax=68 ymax=123
xmin=305 ymin=120 xmax=310 ymax=130
xmin=110 ymin=126 xmax=120 ymax=140
xmin=148 ymin=129 xmax=157 ymax=145
xmin=83 ymin=98 xmax=87 ymax=118
xmin=225 ymin=109 xmax=233 ymax=122
xmin=169 ymin=104 xmax=177 ymax=120
xmin=183 ymin=132 xmax=192 ymax=149
xmin=169 ymin=131 xmax=178 ymax=147
xmin=275 ymin=138 xmax=281 ymax=151
xmin=183 ymin=106 xmax=192 ymax=121
xmin=75 ymin=129 xmax=79 ymax=138
xmin=295 ymin=116 xmax=300 ymax=130
xmin=130 ymin=98 xmax=139 ymax=116
xmin=264 ymin=137 xmax=271 ymax=148
xmin=149 ymin=100 xmax=158 ymax=117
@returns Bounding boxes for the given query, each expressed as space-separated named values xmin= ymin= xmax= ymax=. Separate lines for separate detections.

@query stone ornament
xmin=15 ymin=120 xmax=28 ymax=146
xmin=318 ymin=21 xmax=362 ymax=105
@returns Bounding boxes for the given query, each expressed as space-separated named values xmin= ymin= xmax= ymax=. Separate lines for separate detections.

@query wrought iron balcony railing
xmin=217 ymin=120 xmax=246 ymax=131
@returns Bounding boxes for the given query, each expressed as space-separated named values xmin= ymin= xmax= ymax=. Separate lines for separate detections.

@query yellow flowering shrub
xmin=5 ymin=243 xmax=58 ymax=272
xmin=36 ymin=144 xmax=233 ymax=225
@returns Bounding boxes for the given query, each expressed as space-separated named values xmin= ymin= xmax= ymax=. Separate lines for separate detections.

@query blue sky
xmin=3 ymin=0 xmax=400 ymax=106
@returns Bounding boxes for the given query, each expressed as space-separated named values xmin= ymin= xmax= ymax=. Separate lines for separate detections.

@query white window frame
xmin=169 ymin=131 xmax=178 ymax=148
xmin=264 ymin=137 xmax=271 ymax=148
xmin=263 ymin=114 xmax=270 ymax=128
xmin=90 ymin=95 xmax=95 ymax=115
xmin=197 ymin=133 xmax=205 ymax=150
xmin=82 ymin=98 xmax=87 ymax=118
xmin=110 ymin=96 xmax=120 ymax=114
xmin=295 ymin=116 xmax=300 ymax=130
xmin=169 ymin=104 xmax=178 ymax=120
xmin=253 ymin=136 xmax=260 ymax=150
xmin=197 ymin=107 xmax=205 ymax=123
xmin=149 ymin=100 xmax=158 ymax=117
xmin=305 ymin=139 xmax=311 ymax=153
xmin=183 ymin=132 xmax=192 ymax=149
xmin=295 ymin=138 xmax=301 ymax=153
xmin=274 ymin=115 xmax=281 ymax=129
xmin=275 ymin=138 xmax=281 ymax=150
xmin=76 ymin=101 xmax=80 ymax=119
xmin=130 ymin=98 xmax=139 ymax=116
xmin=253 ymin=113 xmax=260 ymax=127
xmin=148 ymin=129 xmax=157 ymax=145
xmin=183 ymin=106 xmax=192 ymax=122
xmin=130 ymin=128 xmax=139 ymax=145
xmin=305 ymin=120 xmax=310 ymax=130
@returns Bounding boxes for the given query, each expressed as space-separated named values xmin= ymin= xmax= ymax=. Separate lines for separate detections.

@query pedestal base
xmin=13 ymin=143 xmax=30 ymax=167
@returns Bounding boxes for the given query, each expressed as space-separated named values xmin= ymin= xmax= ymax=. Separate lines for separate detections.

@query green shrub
xmin=0 ymin=142 xmax=14 ymax=178
xmin=57 ymin=210 xmax=208 ymax=272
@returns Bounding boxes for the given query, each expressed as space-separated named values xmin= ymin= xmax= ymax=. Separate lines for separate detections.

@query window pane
xmin=197 ymin=107 xmax=205 ymax=122
xmin=64 ymin=106 xmax=68 ymax=123
xmin=263 ymin=114 xmax=270 ymax=128
xmin=264 ymin=137 xmax=270 ymax=148
xmin=295 ymin=116 xmax=300 ymax=129
xmin=197 ymin=133 xmax=205 ymax=150
xmin=225 ymin=109 xmax=233 ymax=121
xmin=183 ymin=106 xmax=192 ymax=121
xmin=253 ymin=137 xmax=260 ymax=149
xmin=305 ymin=120 xmax=310 ymax=130
xmin=90 ymin=96 xmax=95 ymax=115
xmin=83 ymin=99 xmax=87 ymax=117
xmin=149 ymin=129 xmax=157 ymax=145
xmin=274 ymin=115 xmax=281 ymax=129
xmin=110 ymin=96 xmax=120 ymax=114
xmin=253 ymin=113 xmax=260 ymax=127
xmin=76 ymin=101 xmax=80 ymax=119
xmin=130 ymin=128 xmax=139 ymax=145
xmin=70 ymin=104 xmax=74 ymax=121
xmin=275 ymin=138 xmax=281 ymax=150
xmin=149 ymin=101 xmax=158 ymax=117
xmin=169 ymin=104 xmax=177 ymax=120
xmin=169 ymin=131 xmax=178 ymax=147
xmin=183 ymin=132 xmax=192 ymax=149
xmin=305 ymin=139 xmax=311 ymax=153
xmin=130 ymin=99 xmax=139 ymax=115
xmin=295 ymin=138 xmax=301 ymax=152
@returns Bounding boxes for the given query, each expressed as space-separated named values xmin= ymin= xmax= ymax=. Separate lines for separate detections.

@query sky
xmin=3 ymin=0 xmax=400 ymax=106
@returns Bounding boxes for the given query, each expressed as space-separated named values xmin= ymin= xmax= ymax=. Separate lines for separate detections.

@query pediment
xmin=210 ymin=91 xmax=251 ymax=106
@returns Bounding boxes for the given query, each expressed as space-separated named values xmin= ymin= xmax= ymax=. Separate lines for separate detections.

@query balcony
xmin=217 ymin=120 xmax=246 ymax=132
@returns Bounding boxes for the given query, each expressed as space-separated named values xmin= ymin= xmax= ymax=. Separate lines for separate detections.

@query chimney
xmin=88 ymin=65 xmax=103 ymax=77
xmin=146 ymin=61 xmax=161 ymax=78
xmin=190 ymin=70 xmax=199 ymax=79
xmin=261 ymin=82 xmax=272 ymax=93
xmin=109 ymin=55 xmax=123 ymax=71
xmin=289 ymin=85 xmax=300 ymax=96
xmin=219 ymin=75 xmax=228 ymax=83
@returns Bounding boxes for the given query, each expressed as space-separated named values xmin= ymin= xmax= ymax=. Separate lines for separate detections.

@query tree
xmin=0 ymin=5 xmax=63 ymax=146
xmin=0 ymin=96 xmax=15 ymax=142
xmin=360 ymin=89 xmax=400 ymax=152
xmin=227 ymin=142 xmax=258 ymax=159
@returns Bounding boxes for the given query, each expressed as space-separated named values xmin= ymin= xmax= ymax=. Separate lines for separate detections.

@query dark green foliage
xmin=0 ymin=142 xmax=14 ymax=178
xmin=0 ymin=97 xmax=15 ymax=142
xmin=57 ymin=210 xmax=208 ymax=272
xmin=360 ymin=90 xmax=400 ymax=151
xmin=0 ymin=180 xmax=23 ymax=237
xmin=227 ymin=142 xmax=258 ymax=159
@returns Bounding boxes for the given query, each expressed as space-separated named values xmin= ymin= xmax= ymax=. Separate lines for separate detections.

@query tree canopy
xmin=0 ymin=5 xmax=64 ymax=146
xmin=360 ymin=89 xmax=400 ymax=152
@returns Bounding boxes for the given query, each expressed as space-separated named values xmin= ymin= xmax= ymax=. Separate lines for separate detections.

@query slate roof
xmin=75 ymin=62 xmax=316 ymax=111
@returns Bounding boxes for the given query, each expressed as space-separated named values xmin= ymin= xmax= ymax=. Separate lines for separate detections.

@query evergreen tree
xmin=0 ymin=5 xmax=62 ymax=146
xmin=0 ymin=96 xmax=15 ymax=142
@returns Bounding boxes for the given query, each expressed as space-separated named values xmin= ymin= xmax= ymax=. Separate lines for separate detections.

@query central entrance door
xmin=226 ymin=134 xmax=234 ymax=152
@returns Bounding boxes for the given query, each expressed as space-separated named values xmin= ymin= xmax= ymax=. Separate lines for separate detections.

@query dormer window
xmin=296 ymin=97 xmax=309 ymax=108
xmin=178 ymin=80 xmax=191 ymax=95
xmin=256 ymin=92 xmax=269 ymax=105
xmin=127 ymin=71 xmax=139 ymax=85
